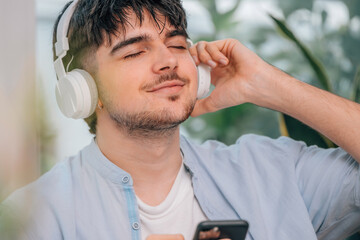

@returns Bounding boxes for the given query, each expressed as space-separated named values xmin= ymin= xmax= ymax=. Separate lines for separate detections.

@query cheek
xmin=96 ymin=67 xmax=141 ymax=106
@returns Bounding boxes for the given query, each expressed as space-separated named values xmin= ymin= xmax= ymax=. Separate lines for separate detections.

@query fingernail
xmin=219 ymin=58 xmax=228 ymax=65
xmin=208 ymin=60 xmax=217 ymax=68
xmin=192 ymin=55 xmax=199 ymax=64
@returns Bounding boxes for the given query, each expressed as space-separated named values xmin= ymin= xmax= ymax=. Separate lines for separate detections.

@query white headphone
xmin=54 ymin=0 xmax=211 ymax=119
xmin=187 ymin=39 xmax=212 ymax=100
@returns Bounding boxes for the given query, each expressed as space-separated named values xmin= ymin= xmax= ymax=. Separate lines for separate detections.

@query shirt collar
xmin=84 ymin=139 xmax=133 ymax=185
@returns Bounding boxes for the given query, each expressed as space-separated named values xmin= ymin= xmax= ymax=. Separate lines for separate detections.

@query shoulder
xmin=181 ymin=133 xmax=307 ymax=162
xmin=1 ymin=145 xmax=89 ymax=217
xmin=1 ymin=155 xmax=78 ymax=215
xmin=0 ymin=143 xmax=97 ymax=239
xmin=5 ymin=140 xmax=97 ymax=204
xmin=180 ymin=134 xmax=317 ymax=190
xmin=9 ymin=154 xmax=80 ymax=201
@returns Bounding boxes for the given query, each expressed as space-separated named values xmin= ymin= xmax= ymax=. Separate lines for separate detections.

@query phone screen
xmin=193 ymin=220 xmax=249 ymax=240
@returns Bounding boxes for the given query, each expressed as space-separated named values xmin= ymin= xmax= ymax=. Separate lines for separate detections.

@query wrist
xmin=243 ymin=63 xmax=286 ymax=109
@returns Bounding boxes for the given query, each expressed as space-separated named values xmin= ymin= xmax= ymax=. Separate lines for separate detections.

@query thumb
xmin=146 ymin=234 xmax=184 ymax=240
xmin=191 ymin=96 xmax=218 ymax=117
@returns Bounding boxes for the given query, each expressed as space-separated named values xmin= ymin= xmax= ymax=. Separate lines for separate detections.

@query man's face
xmin=95 ymin=10 xmax=198 ymax=136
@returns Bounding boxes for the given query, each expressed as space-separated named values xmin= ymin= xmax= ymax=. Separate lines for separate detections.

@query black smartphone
xmin=193 ymin=220 xmax=249 ymax=240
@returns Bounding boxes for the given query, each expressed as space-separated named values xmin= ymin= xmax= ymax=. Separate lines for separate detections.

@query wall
xmin=0 ymin=0 xmax=39 ymax=200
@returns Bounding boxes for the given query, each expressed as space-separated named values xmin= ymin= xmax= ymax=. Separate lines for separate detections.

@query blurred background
xmin=1 ymin=0 xmax=359 ymax=238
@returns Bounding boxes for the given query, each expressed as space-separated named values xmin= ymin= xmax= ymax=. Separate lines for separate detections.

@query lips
xmin=147 ymin=80 xmax=185 ymax=92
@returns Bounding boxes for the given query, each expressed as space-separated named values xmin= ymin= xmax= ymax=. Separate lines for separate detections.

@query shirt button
xmin=132 ymin=222 xmax=140 ymax=230
xmin=122 ymin=176 xmax=129 ymax=183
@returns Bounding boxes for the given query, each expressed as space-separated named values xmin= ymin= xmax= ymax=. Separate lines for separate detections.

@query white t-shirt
xmin=137 ymin=163 xmax=208 ymax=240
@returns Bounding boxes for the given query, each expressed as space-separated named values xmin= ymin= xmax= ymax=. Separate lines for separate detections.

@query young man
xmin=1 ymin=0 xmax=360 ymax=239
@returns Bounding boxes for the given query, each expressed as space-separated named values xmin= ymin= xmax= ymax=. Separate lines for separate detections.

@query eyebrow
xmin=165 ymin=29 xmax=188 ymax=39
xmin=110 ymin=29 xmax=188 ymax=55
xmin=110 ymin=34 xmax=152 ymax=55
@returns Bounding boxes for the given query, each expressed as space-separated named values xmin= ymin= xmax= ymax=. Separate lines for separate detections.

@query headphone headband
xmin=55 ymin=0 xmax=79 ymax=58
xmin=54 ymin=0 xmax=79 ymax=80
xmin=53 ymin=0 xmax=98 ymax=119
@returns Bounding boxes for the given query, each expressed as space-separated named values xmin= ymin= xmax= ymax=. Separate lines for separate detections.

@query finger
xmin=198 ymin=229 xmax=221 ymax=239
xmin=188 ymin=45 xmax=200 ymax=65
xmin=146 ymin=234 xmax=184 ymax=240
xmin=191 ymin=96 xmax=218 ymax=117
xmin=196 ymin=41 xmax=217 ymax=68
xmin=205 ymin=43 xmax=229 ymax=66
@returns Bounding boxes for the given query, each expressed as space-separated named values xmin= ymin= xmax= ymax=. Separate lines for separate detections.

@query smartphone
xmin=193 ymin=220 xmax=249 ymax=240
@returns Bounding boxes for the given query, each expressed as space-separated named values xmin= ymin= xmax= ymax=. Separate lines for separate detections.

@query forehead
xmin=106 ymin=9 xmax=175 ymax=46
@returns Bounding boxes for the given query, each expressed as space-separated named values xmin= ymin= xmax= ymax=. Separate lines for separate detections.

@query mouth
xmin=147 ymin=80 xmax=185 ymax=94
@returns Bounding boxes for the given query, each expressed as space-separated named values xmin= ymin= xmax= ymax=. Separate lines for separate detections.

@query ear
xmin=97 ymin=99 xmax=104 ymax=110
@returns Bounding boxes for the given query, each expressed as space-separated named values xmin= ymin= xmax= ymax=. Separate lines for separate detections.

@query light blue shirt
xmin=1 ymin=134 xmax=360 ymax=240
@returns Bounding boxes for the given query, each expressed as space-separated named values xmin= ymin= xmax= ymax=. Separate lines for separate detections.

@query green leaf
xmin=269 ymin=14 xmax=333 ymax=92
xmin=277 ymin=0 xmax=313 ymax=18
xmin=342 ymin=0 xmax=360 ymax=19
xmin=198 ymin=0 xmax=242 ymax=37
xmin=278 ymin=113 xmax=289 ymax=137
xmin=218 ymin=0 xmax=242 ymax=24
xmin=351 ymin=65 xmax=360 ymax=103
xmin=199 ymin=0 xmax=217 ymax=16
xmin=281 ymin=114 xmax=335 ymax=148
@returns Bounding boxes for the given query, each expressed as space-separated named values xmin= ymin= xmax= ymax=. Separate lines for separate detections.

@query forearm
xmin=254 ymin=66 xmax=360 ymax=162
xmin=190 ymin=39 xmax=360 ymax=162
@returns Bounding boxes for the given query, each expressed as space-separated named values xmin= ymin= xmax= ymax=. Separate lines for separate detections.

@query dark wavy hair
xmin=52 ymin=0 xmax=188 ymax=134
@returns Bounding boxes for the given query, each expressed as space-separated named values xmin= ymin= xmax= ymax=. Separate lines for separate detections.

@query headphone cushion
xmin=197 ymin=63 xmax=211 ymax=99
xmin=55 ymin=69 xmax=98 ymax=119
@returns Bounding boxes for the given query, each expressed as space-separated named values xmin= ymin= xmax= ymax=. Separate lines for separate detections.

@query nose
xmin=152 ymin=45 xmax=178 ymax=73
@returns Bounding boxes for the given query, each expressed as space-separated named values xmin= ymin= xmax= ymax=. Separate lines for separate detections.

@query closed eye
xmin=124 ymin=51 xmax=144 ymax=59
xmin=170 ymin=46 xmax=186 ymax=50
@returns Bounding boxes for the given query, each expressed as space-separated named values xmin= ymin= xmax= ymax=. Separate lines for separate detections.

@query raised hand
xmin=189 ymin=39 xmax=273 ymax=117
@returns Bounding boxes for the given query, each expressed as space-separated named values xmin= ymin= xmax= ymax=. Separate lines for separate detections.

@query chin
xmin=107 ymin=95 xmax=196 ymax=136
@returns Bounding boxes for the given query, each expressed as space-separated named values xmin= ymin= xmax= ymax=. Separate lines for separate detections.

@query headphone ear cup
xmin=55 ymin=69 xmax=98 ymax=119
xmin=196 ymin=63 xmax=211 ymax=99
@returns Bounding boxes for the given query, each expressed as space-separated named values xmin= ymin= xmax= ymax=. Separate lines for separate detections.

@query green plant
xmin=270 ymin=14 xmax=360 ymax=148
xmin=184 ymin=0 xmax=359 ymax=151
xmin=183 ymin=0 xmax=280 ymax=144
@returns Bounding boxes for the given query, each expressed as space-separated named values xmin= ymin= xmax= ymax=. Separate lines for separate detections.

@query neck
xmin=96 ymin=111 xmax=183 ymax=205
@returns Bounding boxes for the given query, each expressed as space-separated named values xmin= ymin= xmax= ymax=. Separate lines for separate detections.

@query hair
xmin=52 ymin=0 xmax=188 ymax=134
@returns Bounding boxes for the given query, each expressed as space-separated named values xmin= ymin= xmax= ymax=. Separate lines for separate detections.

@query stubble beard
xmin=108 ymin=96 xmax=196 ymax=138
